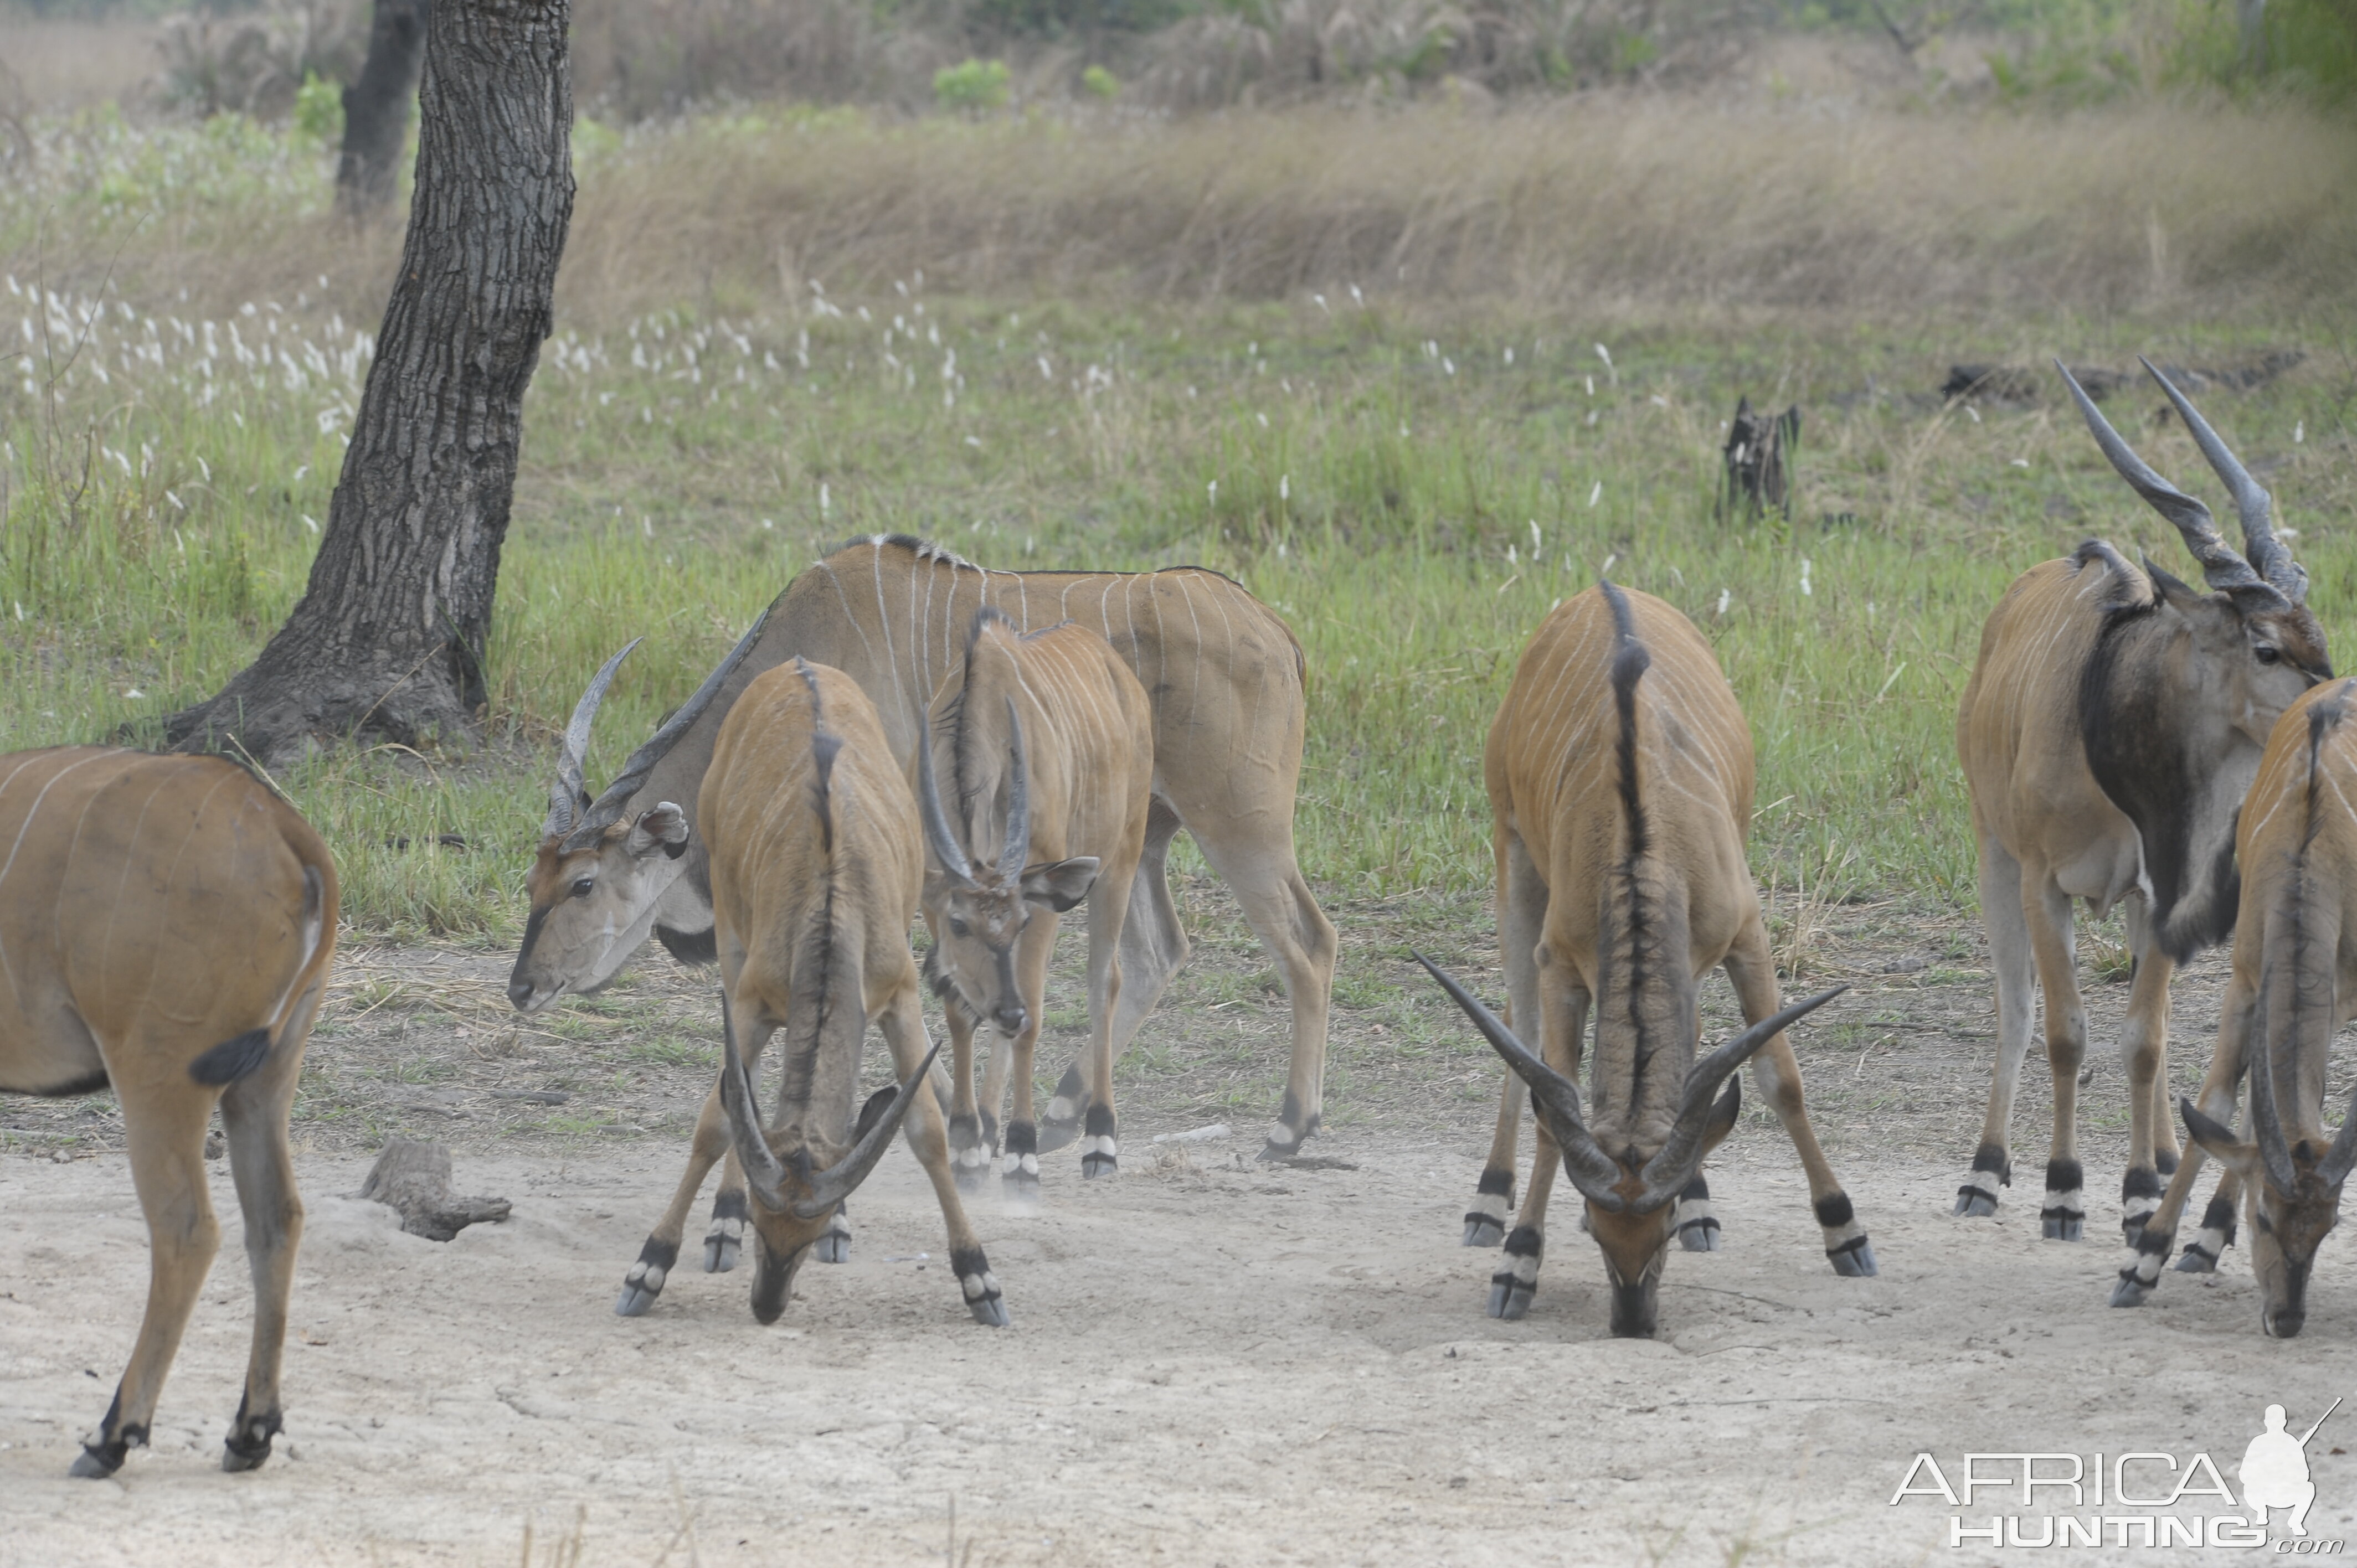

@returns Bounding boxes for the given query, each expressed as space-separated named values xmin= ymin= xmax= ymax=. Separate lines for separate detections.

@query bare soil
xmin=7 ymin=878 xmax=2357 ymax=1565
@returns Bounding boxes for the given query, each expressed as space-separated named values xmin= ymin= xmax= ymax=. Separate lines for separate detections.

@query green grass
xmin=7 ymin=126 xmax=2354 ymax=938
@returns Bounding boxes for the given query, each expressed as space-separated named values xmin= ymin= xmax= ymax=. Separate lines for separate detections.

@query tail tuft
xmin=189 ymin=1028 xmax=271 ymax=1086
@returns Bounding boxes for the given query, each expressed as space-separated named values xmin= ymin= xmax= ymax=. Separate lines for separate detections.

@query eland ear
xmin=627 ymin=801 xmax=691 ymax=859
xmin=2181 ymin=1097 xmax=2260 ymax=1175
xmin=1021 ymin=857 xmax=1100 ymax=912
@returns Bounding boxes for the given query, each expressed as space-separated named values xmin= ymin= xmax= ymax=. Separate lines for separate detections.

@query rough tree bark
xmin=164 ymin=0 xmax=573 ymax=766
xmin=355 ymin=1137 xmax=512 ymax=1241
xmin=336 ymin=0 xmax=433 ymax=217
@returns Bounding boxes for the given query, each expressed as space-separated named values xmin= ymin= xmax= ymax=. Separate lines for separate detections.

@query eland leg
xmin=941 ymin=1005 xmax=992 ymax=1193
xmin=2116 ymin=896 xmax=2180 ymax=1245
xmin=1726 ymin=924 xmax=1875 ymax=1275
xmin=73 ymin=1071 xmax=219 ymax=1478
xmin=1490 ymin=957 xmax=1587 ymax=1320
xmin=1000 ymin=913 xmax=1062 ymax=1201
xmin=1076 ymin=849 xmax=1140 ymax=1179
xmin=880 ymin=981 xmax=1007 ymax=1325
xmin=1044 ymin=801 xmax=1190 ymax=1149
xmin=214 ymin=984 xmax=320 ymax=1472
xmin=2021 ymin=871 xmax=2088 ymax=1240
xmin=1468 ymin=831 xmax=1546 ymax=1247
xmin=1190 ymin=825 xmax=1338 ymax=1163
xmin=618 ymin=1081 xmax=740 ymax=1315
xmin=2116 ymin=972 xmax=2253 ymax=1305
xmin=1958 ymin=839 xmax=2034 ymax=1218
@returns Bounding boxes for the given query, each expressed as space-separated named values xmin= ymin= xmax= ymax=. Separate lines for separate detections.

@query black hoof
xmin=704 ymin=1192 xmax=747 ymax=1272
xmin=69 ymin=1446 xmax=123 ymax=1479
xmin=220 ymin=1409 xmax=278 ymax=1473
xmin=1829 ymin=1238 xmax=1877 ymax=1277
xmin=2042 ymin=1214 xmax=2085 ymax=1242
xmin=1954 ymin=1188 xmax=1998 ymax=1218
xmin=1462 ymin=1214 xmax=1506 ymax=1247
xmin=814 ymin=1232 xmax=850 ymax=1265
xmin=616 ymin=1236 xmax=678 ymax=1317
xmin=1079 ymin=1105 xmax=1117 ymax=1178
xmin=1490 ymin=1227 xmax=1540 ymax=1319
xmin=2111 ymin=1272 xmax=2152 ymax=1307
xmin=1039 ymin=1065 xmax=1085 ymax=1154
xmin=1082 ymin=1152 xmax=1118 ymax=1178
xmin=2175 ymin=1244 xmax=2219 ymax=1273
xmin=1677 ymin=1217 xmax=1721 ymax=1253
xmin=954 ymin=1246 xmax=1008 ymax=1325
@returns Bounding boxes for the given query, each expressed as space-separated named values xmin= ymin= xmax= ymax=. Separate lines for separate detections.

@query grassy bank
xmin=5 ymin=108 xmax=2353 ymax=942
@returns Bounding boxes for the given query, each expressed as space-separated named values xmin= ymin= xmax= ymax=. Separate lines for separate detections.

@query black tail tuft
xmin=189 ymin=1028 xmax=271 ymax=1086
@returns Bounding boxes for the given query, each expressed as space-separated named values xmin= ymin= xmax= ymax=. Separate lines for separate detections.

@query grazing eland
xmin=1442 ymin=582 xmax=1870 ymax=1337
xmin=507 ymin=535 xmax=1336 ymax=1163
xmin=912 ymin=608 xmax=1153 ymax=1193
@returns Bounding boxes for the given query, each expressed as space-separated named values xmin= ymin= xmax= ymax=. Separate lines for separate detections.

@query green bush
xmin=292 ymin=71 xmax=344 ymax=148
xmin=934 ymin=58 xmax=1013 ymax=112
xmin=1082 ymin=63 xmax=1122 ymax=99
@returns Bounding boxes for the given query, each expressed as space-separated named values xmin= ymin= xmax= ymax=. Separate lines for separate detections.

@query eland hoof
xmin=2111 ymin=1273 xmax=2152 ymax=1308
xmin=1953 ymin=1190 xmax=1998 ymax=1218
xmin=1677 ymin=1219 xmax=1721 ymax=1253
xmin=614 ymin=1283 xmax=660 ymax=1317
xmin=2175 ymin=1246 xmax=2220 ymax=1274
xmin=69 ymin=1445 xmax=123 ymax=1480
xmin=702 ymin=1231 xmax=741 ymax=1274
xmin=1463 ymin=1215 xmax=1505 ymax=1248
xmin=2042 ymin=1215 xmax=2085 ymax=1242
xmin=1829 ymin=1240 xmax=1878 ymax=1277
xmin=970 ymin=1296 xmax=1011 ymax=1327
xmin=1486 ymin=1278 xmax=1533 ymax=1321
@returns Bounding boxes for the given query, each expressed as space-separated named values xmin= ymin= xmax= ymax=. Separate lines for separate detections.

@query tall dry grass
xmin=8 ymin=96 xmax=2351 ymax=328
xmin=558 ymin=100 xmax=2357 ymax=320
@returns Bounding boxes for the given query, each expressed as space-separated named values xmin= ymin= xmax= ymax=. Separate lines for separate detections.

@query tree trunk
xmin=336 ymin=0 xmax=433 ymax=218
xmin=354 ymin=1137 xmax=512 ymax=1241
xmin=166 ymin=0 xmax=573 ymax=767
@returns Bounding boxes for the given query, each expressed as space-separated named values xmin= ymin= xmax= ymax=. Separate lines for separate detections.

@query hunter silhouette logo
xmin=2242 ymin=1400 xmax=2337 ymax=1540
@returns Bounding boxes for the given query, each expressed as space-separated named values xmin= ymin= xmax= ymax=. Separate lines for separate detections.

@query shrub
xmin=934 ymin=57 xmax=1012 ymax=111
xmin=1083 ymin=63 xmax=1122 ymax=98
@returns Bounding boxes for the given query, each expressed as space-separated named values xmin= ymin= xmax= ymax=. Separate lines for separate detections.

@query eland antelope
xmin=1436 ymin=582 xmax=1871 ymax=1338
xmin=0 ymin=748 xmax=336 ymax=1476
xmin=2114 ymin=679 xmax=2357 ymax=1332
xmin=506 ymin=535 xmax=1337 ymax=1163
xmin=914 ymin=608 xmax=1153 ymax=1193
xmin=700 ymin=658 xmax=1002 ymax=1324
xmin=1954 ymin=359 xmax=2327 ymax=1246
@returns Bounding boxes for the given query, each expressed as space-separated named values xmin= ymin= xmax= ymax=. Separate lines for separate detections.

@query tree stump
xmin=355 ymin=1137 xmax=511 ymax=1241
xmin=1719 ymin=396 xmax=1799 ymax=524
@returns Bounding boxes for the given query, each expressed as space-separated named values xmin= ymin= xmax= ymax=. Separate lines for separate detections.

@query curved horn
xmin=2243 ymin=995 xmax=2299 ymax=1196
xmin=916 ymin=718 xmax=975 ymax=886
xmin=562 ymin=604 xmax=774 ymax=852
xmin=2140 ymin=357 xmax=2304 ymax=606
xmin=717 ymin=993 xmax=792 ymax=1212
xmin=788 ymin=1041 xmax=944 ymax=1219
xmin=1413 ymin=951 xmax=1628 ymax=1210
xmin=2318 ymin=1083 xmax=2357 ymax=1189
xmin=2057 ymin=359 xmax=2283 ymax=608
xmin=999 ymin=698 xmax=1030 ymax=881
xmin=1636 ymin=985 xmax=1847 ymax=1206
xmin=543 ymin=638 xmax=641 ymax=839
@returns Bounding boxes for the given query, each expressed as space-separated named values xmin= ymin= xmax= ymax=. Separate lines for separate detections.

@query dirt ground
xmin=7 ymin=881 xmax=2357 ymax=1566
